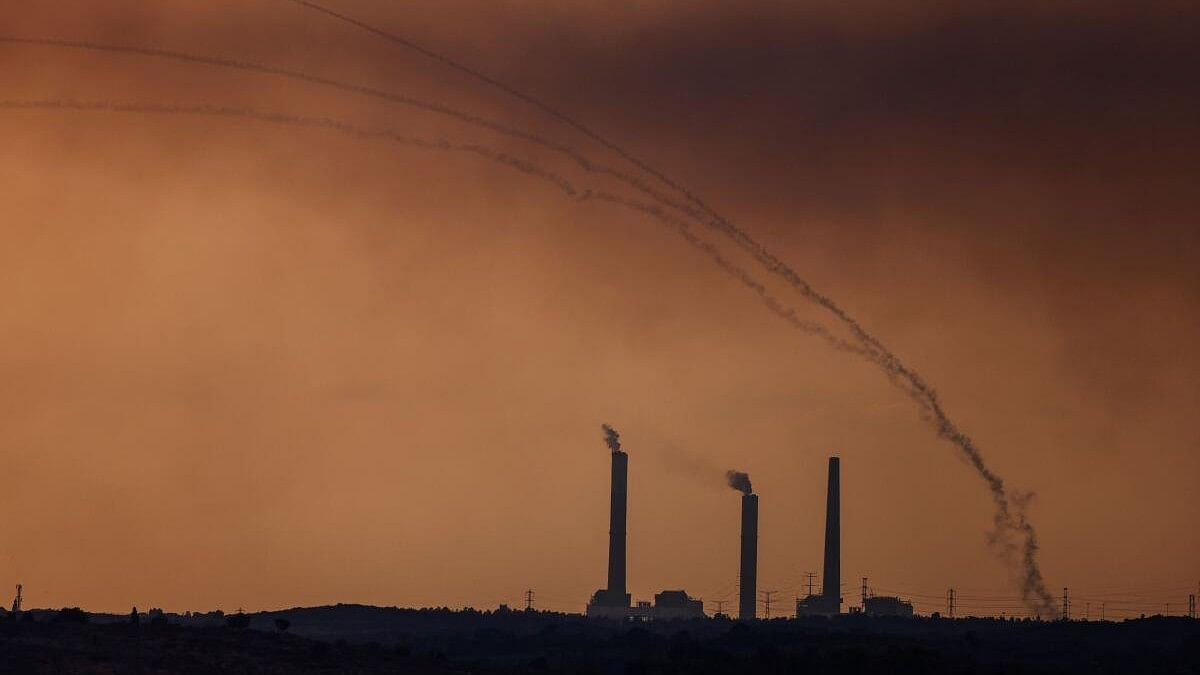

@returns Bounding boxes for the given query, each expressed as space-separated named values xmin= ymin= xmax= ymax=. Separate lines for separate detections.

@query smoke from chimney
xmin=601 ymin=423 xmax=621 ymax=453
xmin=725 ymin=470 xmax=753 ymax=495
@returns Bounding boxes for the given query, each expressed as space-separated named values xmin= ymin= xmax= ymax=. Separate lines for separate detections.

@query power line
xmin=761 ymin=590 xmax=778 ymax=619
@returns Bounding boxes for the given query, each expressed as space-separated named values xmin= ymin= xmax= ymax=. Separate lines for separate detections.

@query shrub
xmin=53 ymin=607 xmax=89 ymax=624
xmin=226 ymin=613 xmax=251 ymax=630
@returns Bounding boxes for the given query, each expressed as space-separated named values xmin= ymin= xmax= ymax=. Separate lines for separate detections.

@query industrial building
xmin=651 ymin=591 xmax=705 ymax=620
xmin=584 ymin=440 xmax=909 ymax=622
xmin=585 ymin=435 xmax=704 ymax=621
xmin=864 ymin=595 xmax=915 ymax=618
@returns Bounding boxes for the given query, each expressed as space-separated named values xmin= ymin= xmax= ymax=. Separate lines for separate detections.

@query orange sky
xmin=1 ymin=1 xmax=1197 ymax=617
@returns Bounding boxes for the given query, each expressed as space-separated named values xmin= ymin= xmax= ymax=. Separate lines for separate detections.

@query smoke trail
xmin=601 ymin=424 xmax=621 ymax=453
xmin=278 ymin=0 xmax=738 ymax=231
xmin=4 ymin=98 xmax=866 ymax=356
xmin=6 ymin=90 xmax=1052 ymax=611
xmin=0 ymin=36 xmax=702 ymax=233
xmin=2 ymin=38 xmax=870 ymax=354
xmin=725 ymin=470 xmax=753 ymax=496
xmin=0 ymin=99 xmax=580 ymax=197
xmin=1 ymin=37 xmax=884 ymax=362
xmin=585 ymin=191 xmax=874 ymax=358
xmin=281 ymin=2 xmax=1056 ymax=615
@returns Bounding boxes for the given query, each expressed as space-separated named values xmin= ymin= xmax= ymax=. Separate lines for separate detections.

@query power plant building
xmin=651 ymin=591 xmax=705 ymax=621
xmin=586 ymin=437 xmax=704 ymax=621
xmin=864 ymin=595 xmax=914 ymax=618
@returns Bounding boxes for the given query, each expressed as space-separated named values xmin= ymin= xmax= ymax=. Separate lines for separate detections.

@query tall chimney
xmin=822 ymin=456 xmax=841 ymax=612
xmin=607 ymin=450 xmax=628 ymax=596
xmin=739 ymin=493 xmax=759 ymax=620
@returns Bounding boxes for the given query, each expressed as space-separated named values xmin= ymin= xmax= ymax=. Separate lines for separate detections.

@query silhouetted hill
xmin=2 ymin=607 xmax=1197 ymax=674
xmin=0 ymin=619 xmax=451 ymax=674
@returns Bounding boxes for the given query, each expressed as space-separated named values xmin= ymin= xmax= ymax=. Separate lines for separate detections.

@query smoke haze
xmin=0 ymin=0 xmax=1196 ymax=616
xmin=276 ymin=0 xmax=1059 ymax=612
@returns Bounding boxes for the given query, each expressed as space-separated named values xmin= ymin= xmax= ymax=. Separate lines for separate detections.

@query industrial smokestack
xmin=587 ymin=424 xmax=631 ymax=617
xmin=822 ymin=456 xmax=841 ymax=612
xmin=740 ymin=493 xmax=759 ymax=620
xmin=607 ymin=447 xmax=628 ymax=596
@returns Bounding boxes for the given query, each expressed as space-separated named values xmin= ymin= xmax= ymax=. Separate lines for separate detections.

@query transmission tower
xmin=1062 ymin=587 xmax=1070 ymax=621
xmin=10 ymin=584 xmax=21 ymax=614
xmin=805 ymin=572 xmax=816 ymax=598
xmin=947 ymin=588 xmax=955 ymax=619
xmin=1188 ymin=594 xmax=1195 ymax=619
xmin=524 ymin=589 xmax=534 ymax=612
xmin=761 ymin=590 xmax=777 ymax=619
xmin=861 ymin=577 xmax=870 ymax=611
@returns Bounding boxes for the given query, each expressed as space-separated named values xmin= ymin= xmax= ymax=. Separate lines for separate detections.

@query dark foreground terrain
xmin=2 ymin=607 xmax=1197 ymax=674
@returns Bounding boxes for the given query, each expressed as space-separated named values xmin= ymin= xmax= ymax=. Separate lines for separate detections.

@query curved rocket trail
xmin=3 ymin=7 xmax=1056 ymax=610
xmin=0 ymin=98 xmax=862 ymax=359
xmin=0 ymin=36 xmax=740 ymax=277
xmin=280 ymin=0 xmax=1057 ymax=614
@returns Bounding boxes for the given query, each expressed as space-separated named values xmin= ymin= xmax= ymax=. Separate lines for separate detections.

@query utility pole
xmin=805 ymin=572 xmax=816 ymax=598
xmin=1062 ymin=587 xmax=1070 ymax=621
xmin=524 ymin=589 xmax=535 ymax=612
xmin=947 ymin=588 xmax=955 ymax=619
xmin=761 ymin=590 xmax=777 ymax=619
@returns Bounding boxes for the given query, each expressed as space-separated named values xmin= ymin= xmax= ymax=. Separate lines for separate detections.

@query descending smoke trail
xmin=3 ymin=36 xmax=887 ymax=364
xmin=1 ymin=98 xmax=865 ymax=360
xmin=277 ymin=0 xmax=745 ymax=233
xmin=0 ymin=37 xmax=589 ymax=173
xmin=282 ymin=1 xmax=1057 ymax=615
xmin=601 ymin=424 xmax=621 ymax=453
xmin=2 ymin=37 xmax=870 ymax=356
xmin=0 ymin=99 xmax=580 ymax=196
xmin=725 ymin=470 xmax=753 ymax=496
xmin=584 ymin=191 xmax=873 ymax=358
xmin=3 ymin=37 xmax=858 ymax=353
xmin=0 ymin=36 xmax=702 ymax=234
